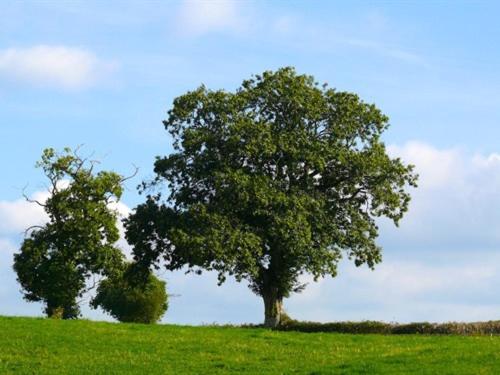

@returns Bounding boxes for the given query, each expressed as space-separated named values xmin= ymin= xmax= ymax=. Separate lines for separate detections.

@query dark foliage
xmin=91 ymin=264 xmax=168 ymax=324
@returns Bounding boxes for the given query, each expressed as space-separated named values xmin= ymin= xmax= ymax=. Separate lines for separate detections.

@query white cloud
xmin=0 ymin=45 xmax=116 ymax=89
xmin=388 ymin=141 xmax=462 ymax=189
xmin=108 ymin=199 xmax=132 ymax=218
xmin=0 ymin=185 xmax=131 ymax=247
xmin=108 ymin=200 xmax=133 ymax=258
xmin=383 ymin=141 xmax=500 ymax=248
xmin=285 ymin=256 xmax=500 ymax=323
xmin=176 ymin=0 xmax=247 ymax=37
xmin=347 ymin=261 xmax=496 ymax=296
xmin=0 ymin=181 xmax=72 ymax=236
xmin=0 ymin=192 xmax=49 ymax=236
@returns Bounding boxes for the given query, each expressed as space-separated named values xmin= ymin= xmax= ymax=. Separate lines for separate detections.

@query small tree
xmin=91 ymin=263 xmax=168 ymax=324
xmin=13 ymin=148 xmax=126 ymax=319
xmin=125 ymin=67 xmax=418 ymax=327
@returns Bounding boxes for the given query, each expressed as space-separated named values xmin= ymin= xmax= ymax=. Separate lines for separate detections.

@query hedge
xmin=274 ymin=319 xmax=500 ymax=335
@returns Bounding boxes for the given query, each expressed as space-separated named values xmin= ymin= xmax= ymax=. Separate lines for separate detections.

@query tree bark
xmin=263 ymin=292 xmax=283 ymax=328
xmin=46 ymin=305 xmax=64 ymax=319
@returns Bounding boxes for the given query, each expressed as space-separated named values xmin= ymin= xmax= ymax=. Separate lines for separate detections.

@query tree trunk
xmin=263 ymin=292 xmax=283 ymax=328
xmin=46 ymin=306 xmax=64 ymax=319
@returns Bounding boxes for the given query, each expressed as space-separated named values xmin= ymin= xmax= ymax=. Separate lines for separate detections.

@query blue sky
xmin=2 ymin=0 xmax=500 ymax=324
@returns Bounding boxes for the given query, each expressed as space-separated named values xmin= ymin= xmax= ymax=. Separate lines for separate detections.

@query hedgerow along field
xmin=2 ymin=317 xmax=500 ymax=374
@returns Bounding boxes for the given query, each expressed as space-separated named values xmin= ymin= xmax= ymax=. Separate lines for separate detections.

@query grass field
xmin=1 ymin=316 xmax=500 ymax=374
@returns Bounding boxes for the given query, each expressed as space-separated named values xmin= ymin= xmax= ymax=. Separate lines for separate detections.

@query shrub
xmin=92 ymin=265 xmax=168 ymax=324
xmin=278 ymin=319 xmax=392 ymax=334
xmin=276 ymin=320 xmax=500 ymax=335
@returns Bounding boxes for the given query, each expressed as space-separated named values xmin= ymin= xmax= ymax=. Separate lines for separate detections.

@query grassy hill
xmin=1 ymin=316 xmax=500 ymax=374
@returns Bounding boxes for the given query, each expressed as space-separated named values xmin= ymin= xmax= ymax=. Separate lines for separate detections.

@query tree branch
xmin=22 ymin=186 xmax=46 ymax=208
xmin=121 ymin=165 xmax=139 ymax=183
xmin=23 ymin=225 xmax=44 ymax=236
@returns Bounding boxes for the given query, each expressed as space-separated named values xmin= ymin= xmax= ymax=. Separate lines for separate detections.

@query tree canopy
xmin=13 ymin=148 xmax=125 ymax=318
xmin=125 ymin=67 xmax=418 ymax=327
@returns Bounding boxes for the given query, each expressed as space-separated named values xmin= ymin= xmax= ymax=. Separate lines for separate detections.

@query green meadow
xmin=1 ymin=316 xmax=500 ymax=374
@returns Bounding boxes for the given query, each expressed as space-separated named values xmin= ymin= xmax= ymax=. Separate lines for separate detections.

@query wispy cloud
xmin=175 ymin=0 xmax=247 ymax=37
xmin=261 ymin=8 xmax=429 ymax=67
xmin=339 ymin=37 xmax=430 ymax=67
xmin=0 ymin=45 xmax=116 ymax=90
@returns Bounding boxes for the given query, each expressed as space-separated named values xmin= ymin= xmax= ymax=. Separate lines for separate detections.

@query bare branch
xmin=78 ymin=274 xmax=103 ymax=305
xmin=23 ymin=225 xmax=44 ymax=236
xmin=73 ymin=144 xmax=85 ymax=158
xmin=121 ymin=164 xmax=139 ymax=183
xmin=22 ymin=185 xmax=46 ymax=208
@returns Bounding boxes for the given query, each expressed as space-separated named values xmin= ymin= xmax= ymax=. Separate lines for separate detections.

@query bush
xmin=275 ymin=319 xmax=500 ymax=335
xmin=278 ymin=319 xmax=392 ymax=334
xmin=92 ymin=266 xmax=168 ymax=324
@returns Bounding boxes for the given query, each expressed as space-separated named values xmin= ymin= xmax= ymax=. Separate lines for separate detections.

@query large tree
xmin=125 ymin=67 xmax=418 ymax=327
xmin=13 ymin=148 xmax=126 ymax=318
